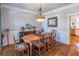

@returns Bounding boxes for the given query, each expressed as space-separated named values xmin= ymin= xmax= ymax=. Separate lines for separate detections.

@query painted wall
xmin=43 ymin=4 xmax=79 ymax=44
xmin=1 ymin=4 xmax=79 ymax=45
xmin=1 ymin=7 xmax=42 ymax=45
xmin=0 ymin=6 xmax=2 ymax=51
xmin=43 ymin=10 xmax=69 ymax=44
xmin=1 ymin=7 xmax=42 ymax=31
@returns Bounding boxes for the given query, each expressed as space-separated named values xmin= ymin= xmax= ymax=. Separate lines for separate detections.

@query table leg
xmin=30 ymin=43 xmax=32 ymax=56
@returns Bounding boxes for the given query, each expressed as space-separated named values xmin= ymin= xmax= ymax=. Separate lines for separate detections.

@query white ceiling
xmin=4 ymin=3 xmax=71 ymax=13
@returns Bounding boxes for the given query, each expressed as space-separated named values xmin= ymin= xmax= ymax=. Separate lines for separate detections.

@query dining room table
xmin=21 ymin=34 xmax=41 ymax=56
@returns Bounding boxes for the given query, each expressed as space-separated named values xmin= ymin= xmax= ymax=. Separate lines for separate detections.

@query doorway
xmin=69 ymin=14 xmax=79 ymax=45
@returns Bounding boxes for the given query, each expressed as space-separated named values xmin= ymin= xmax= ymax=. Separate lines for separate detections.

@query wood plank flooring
xmin=0 ymin=35 xmax=79 ymax=56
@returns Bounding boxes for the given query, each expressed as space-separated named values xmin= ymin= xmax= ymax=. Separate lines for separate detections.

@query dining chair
xmin=52 ymin=30 xmax=57 ymax=47
xmin=32 ymin=37 xmax=46 ymax=56
xmin=42 ymin=32 xmax=54 ymax=51
xmin=13 ymin=36 xmax=29 ymax=56
xmin=52 ymin=30 xmax=56 ymax=40
xmin=51 ymin=30 xmax=59 ymax=52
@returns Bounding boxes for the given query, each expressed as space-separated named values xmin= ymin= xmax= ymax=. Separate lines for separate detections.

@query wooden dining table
xmin=21 ymin=34 xmax=41 ymax=55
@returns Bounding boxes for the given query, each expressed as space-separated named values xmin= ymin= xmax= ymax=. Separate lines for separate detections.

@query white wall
xmin=43 ymin=4 xmax=79 ymax=44
xmin=1 ymin=4 xmax=79 ymax=45
xmin=1 ymin=7 xmax=42 ymax=45
xmin=1 ymin=7 xmax=42 ymax=31
xmin=43 ymin=10 xmax=69 ymax=44
xmin=0 ymin=6 xmax=2 ymax=50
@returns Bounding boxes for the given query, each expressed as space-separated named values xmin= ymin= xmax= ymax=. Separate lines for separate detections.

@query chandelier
xmin=36 ymin=3 xmax=45 ymax=23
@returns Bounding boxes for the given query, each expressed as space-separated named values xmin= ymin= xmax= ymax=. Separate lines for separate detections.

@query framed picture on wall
xmin=48 ymin=17 xmax=57 ymax=27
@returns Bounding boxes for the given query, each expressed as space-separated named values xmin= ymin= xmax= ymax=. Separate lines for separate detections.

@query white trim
xmin=67 ymin=13 xmax=71 ymax=45
xmin=1 ymin=4 xmax=38 ymax=15
xmin=68 ymin=12 xmax=79 ymax=16
xmin=43 ymin=3 xmax=79 ymax=15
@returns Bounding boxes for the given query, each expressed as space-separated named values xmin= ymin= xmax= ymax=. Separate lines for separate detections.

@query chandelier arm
xmin=39 ymin=3 xmax=42 ymax=17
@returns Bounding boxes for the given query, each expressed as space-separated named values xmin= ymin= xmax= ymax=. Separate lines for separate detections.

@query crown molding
xmin=1 ymin=4 xmax=79 ymax=15
xmin=43 ymin=4 xmax=79 ymax=15
xmin=1 ymin=4 xmax=38 ymax=15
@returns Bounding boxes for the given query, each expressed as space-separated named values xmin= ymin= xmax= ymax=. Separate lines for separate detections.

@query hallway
xmin=70 ymin=35 xmax=79 ymax=46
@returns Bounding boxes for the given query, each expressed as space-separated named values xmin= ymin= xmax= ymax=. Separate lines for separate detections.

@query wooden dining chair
xmin=42 ymin=32 xmax=54 ymax=51
xmin=32 ymin=37 xmax=46 ymax=56
xmin=13 ymin=36 xmax=29 ymax=56
xmin=52 ymin=30 xmax=57 ymax=47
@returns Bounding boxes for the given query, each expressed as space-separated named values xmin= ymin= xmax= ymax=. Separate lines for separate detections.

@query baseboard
xmin=75 ymin=35 xmax=79 ymax=37
xmin=71 ymin=34 xmax=76 ymax=36
xmin=2 ymin=43 xmax=14 ymax=48
xmin=2 ymin=43 xmax=14 ymax=47
xmin=56 ymin=41 xmax=69 ymax=46
xmin=71 ymin=34 xmax=79 ymax=37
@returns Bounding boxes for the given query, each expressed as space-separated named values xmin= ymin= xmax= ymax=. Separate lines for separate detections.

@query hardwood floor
xmin=0 ymin=35 xmax=79 ymax=56
xmin=70 ymin=35 xmax=79 ymax=45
